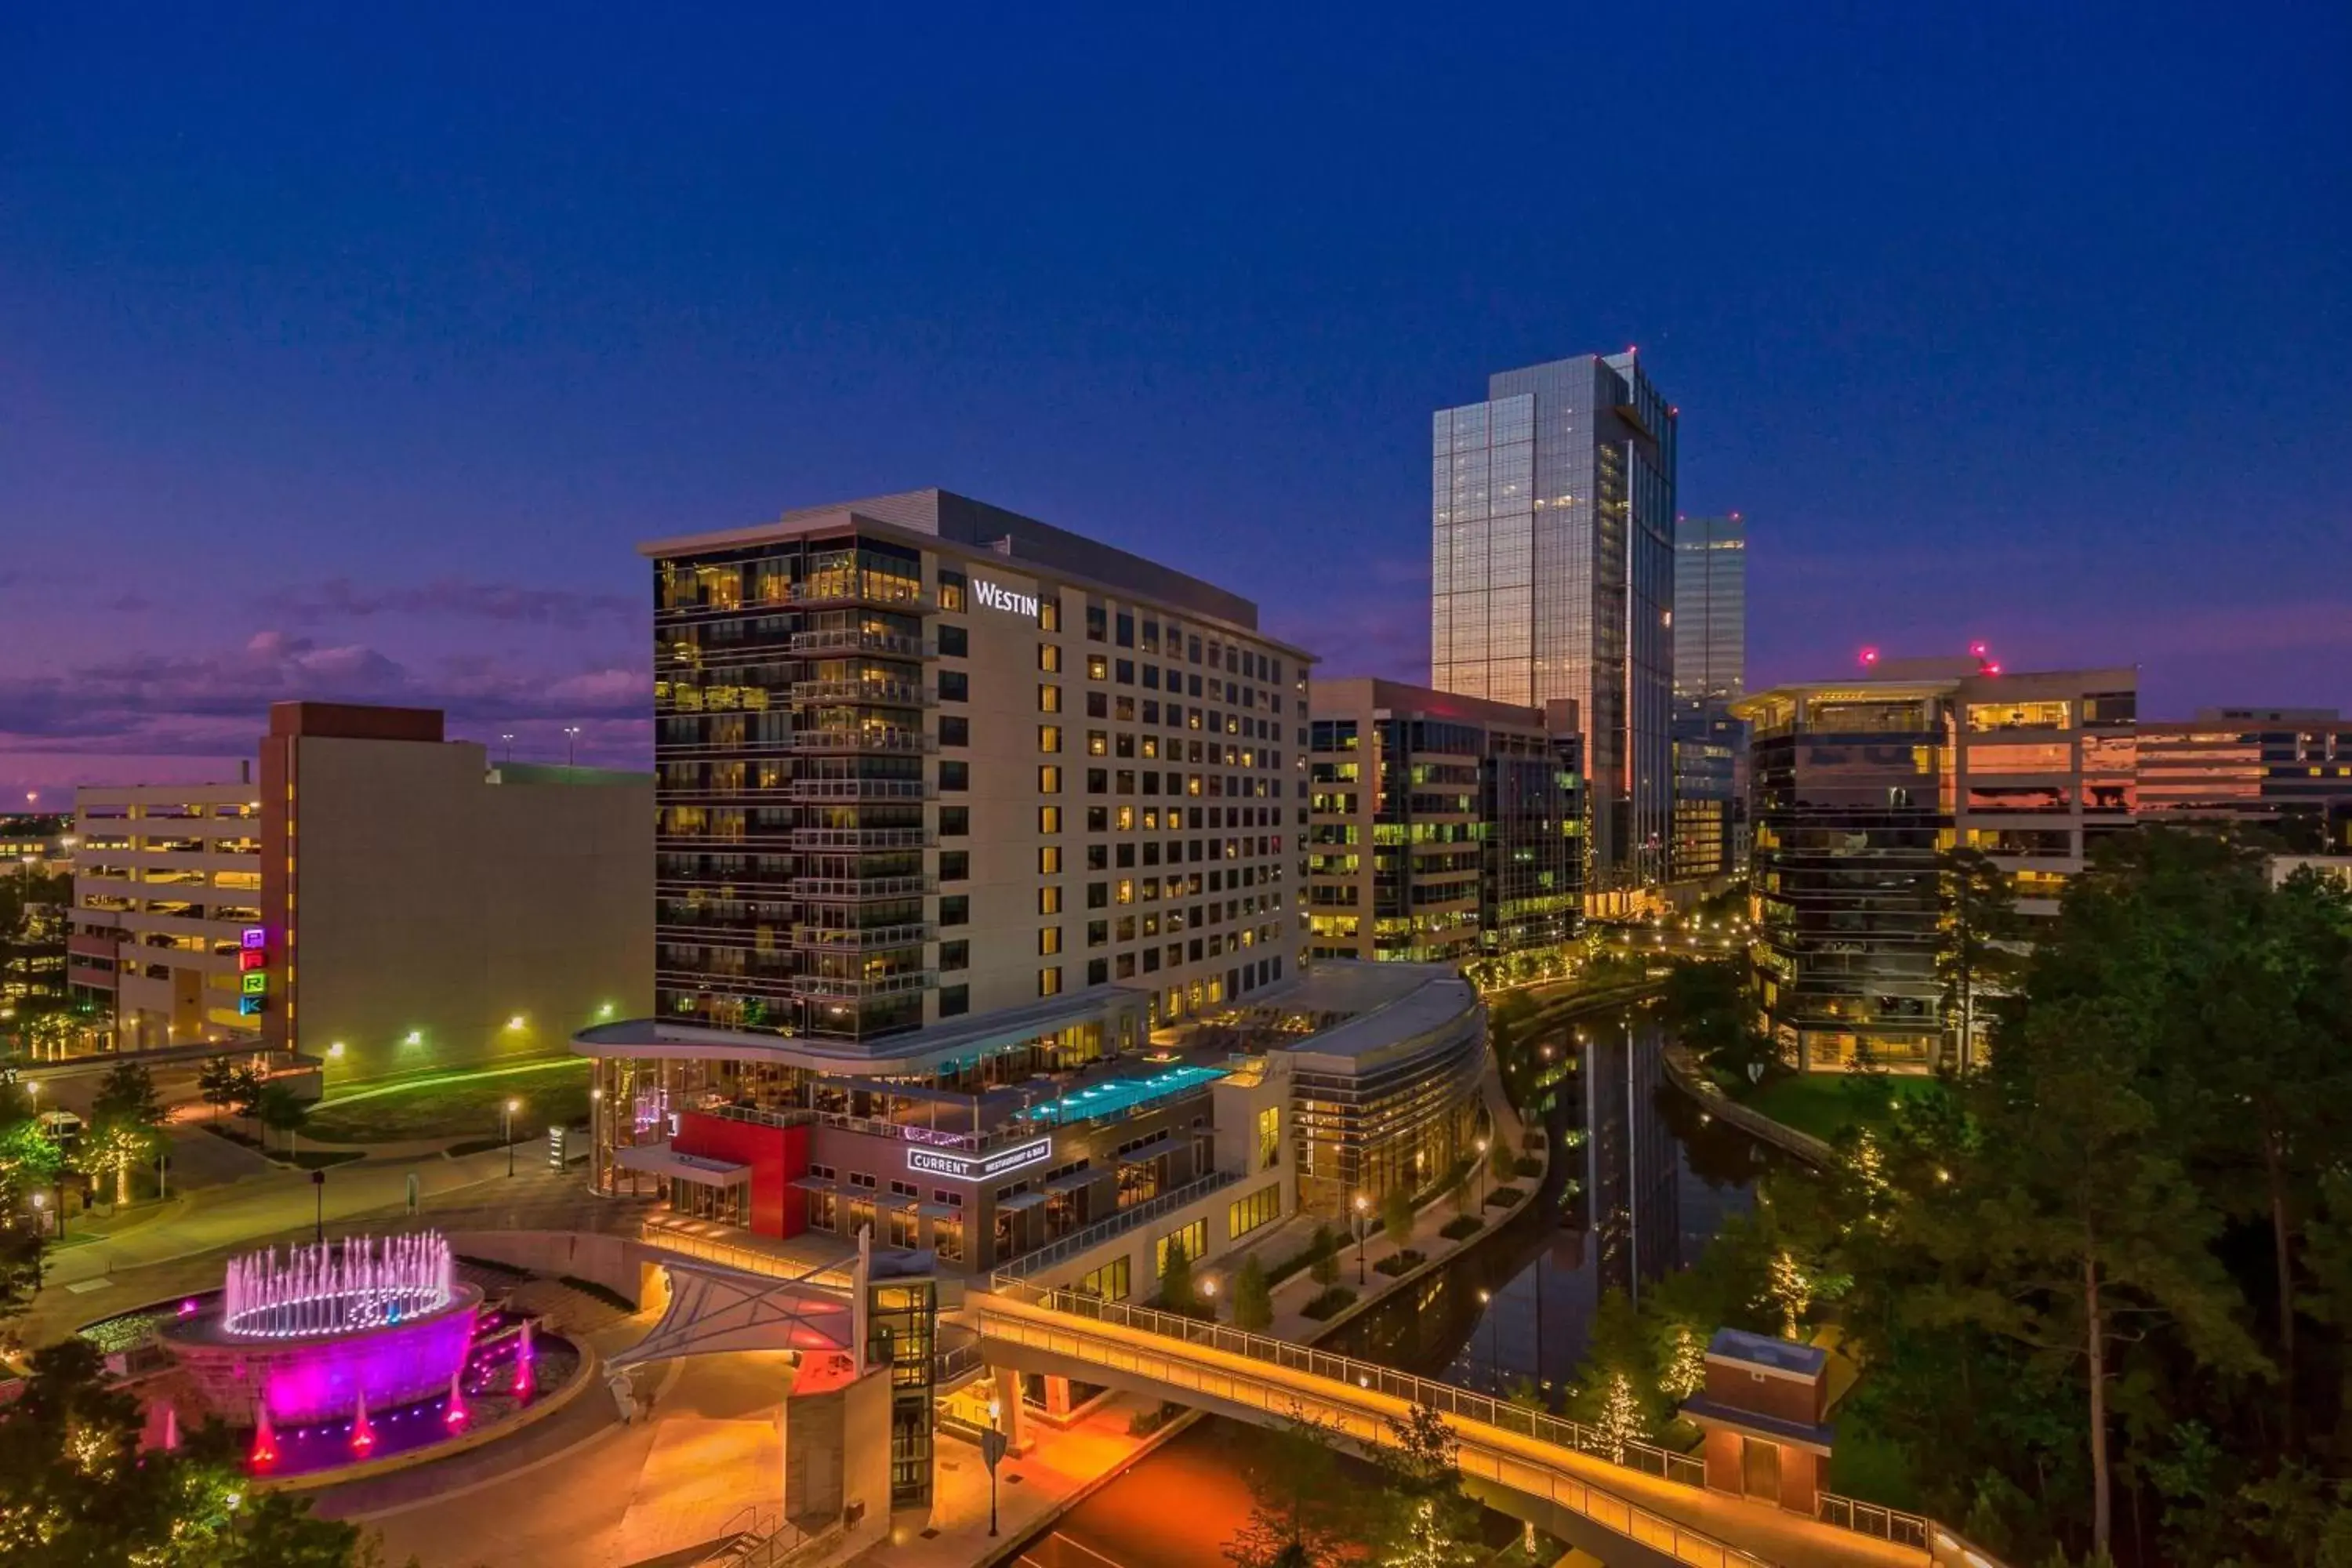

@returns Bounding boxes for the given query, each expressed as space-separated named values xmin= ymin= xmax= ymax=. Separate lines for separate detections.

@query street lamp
xmin=1477 ymin=1287 xmax=1497 ymax=1389
xmin=1475 ymin=1137 xmax=1490 ymax=1211
xmin=504 ymin=1098 xmax=521 ymax=1178
xmin=499 ymin=732 xmax=516 ymax=762
xmin=1352 ymin=1192 xmax=1370 ymax=1284
xmin=563 ymin=725 xmax=582 ymax=766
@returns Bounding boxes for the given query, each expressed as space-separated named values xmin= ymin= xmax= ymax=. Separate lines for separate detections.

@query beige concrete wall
xmin=285 ymin=737 xmax=652 ymax=1085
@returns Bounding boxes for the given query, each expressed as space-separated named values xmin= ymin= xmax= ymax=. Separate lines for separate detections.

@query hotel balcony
xmin=792 ymin=874 xmax=938 ymax=901
xmin=791 ymin=678 xmax=935 ymax=708
xmin=790 ymin=970 xmax=937 ymax=1000
xmin=787 ymin=777 xmax=935 ymax=803
xmin=786 ymin=580 xmax=935 ymax=613
xmin=789 ymin=627 xmax=937 ymax=659
xmin=792 ymin=921 xmax=935 ymax=951
xmin=790 ymin=827 xmax=935 ymax=851
xmin=789 ymin=729 xmax=935 ymax=756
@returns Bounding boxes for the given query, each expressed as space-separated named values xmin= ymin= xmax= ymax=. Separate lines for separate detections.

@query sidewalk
xmin=1259 ymin=1080 xmax=1548 ymax=1342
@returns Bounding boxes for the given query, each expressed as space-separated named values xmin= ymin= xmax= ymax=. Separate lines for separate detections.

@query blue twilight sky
xmin=2 ymin=2 xmax=2348 ymax=798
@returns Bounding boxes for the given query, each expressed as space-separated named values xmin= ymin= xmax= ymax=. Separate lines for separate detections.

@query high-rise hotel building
xmin=1670 ymin=514 xmax=1749 ymax=884
xmin=1432 ymin=353 xmax=1677 ymax=909
xmin=643 ymin=488 xmax=1311 ymax=1045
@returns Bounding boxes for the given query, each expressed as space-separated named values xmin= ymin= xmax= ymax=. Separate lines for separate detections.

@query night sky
xmin=4 ymin=4 xmax=2347 ymax=800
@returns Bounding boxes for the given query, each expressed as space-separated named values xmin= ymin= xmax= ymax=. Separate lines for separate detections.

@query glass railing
xmin=989 ymin=1171 xmax=1241 ymax=1280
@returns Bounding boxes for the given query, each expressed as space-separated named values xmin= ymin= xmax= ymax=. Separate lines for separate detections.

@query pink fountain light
xmin=223 ymin=1233 xmax=455 ymax=1338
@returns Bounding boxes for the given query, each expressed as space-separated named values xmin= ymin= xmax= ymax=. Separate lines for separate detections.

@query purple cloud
xmin=260 ymin=576 xmax=639 ymax=629
xmin=0 ymin=630 xmax=649 ymax=761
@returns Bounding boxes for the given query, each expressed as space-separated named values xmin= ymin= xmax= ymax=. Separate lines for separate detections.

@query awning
xmin=880 ymin=1190 xmax=920 ymax=1209
xmin=1044 ymin=1169 xmax=1098 ymax=1195
xmin=615 ymin=1142 xmax=750 ymax=1187
xmin=789 ymin=1175 xmax=836 ymax=1193
xmin=917 ymin=1202 xmax=962 ymax=1221
xmin=1116 ymin=1141 xmax=1170 ymax=1167
xmin=996 ymin=1190 xmax=1048 ymax=1212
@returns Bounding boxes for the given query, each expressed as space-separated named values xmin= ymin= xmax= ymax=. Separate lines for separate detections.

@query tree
xmin=1657 ymin=1320 xmax=1708 ymax=1403
xmin=1764 ymin=1250 xmax=1814 ymax=1341
xmin=1488 ymin=1133 xmax=1515 ymax=1188
xmin=90 ymin=1059 xmax=163 ymax=1131
xmin=198 ymin=1055 xmax=239 ymax=1123
xmin=1225 ymin=1409 xmax=1349 ymax=1568
xmin=1370 ymin=1404 xmax=1481 ymax=1568
xmin=256 ymin=1081 xmax=310 ymax=1156
xmin=1914 ymin=939 xmax=2265 ymax=1560
xmin=1449 ymin=1169 xmax=1474 ymax=1219
xmin=228 ymin=1063 xmax=266 ymax=1135
xmin=1381 ymin=1185 xmax=1415 ymax=1250
xmin=1158 ymin=1234 xmax=1200 ymax=1316
xmin=1936 ymin=846 xmax=2024 ymax=1073
xmin=1308 ymin=1246 xmax=1340 ymax=1291
xmin=1230 ymin=1254 xmax=1273 ymax=1333
xmin=0 ymin=1338 xmax=379 ymax=1565
xmin=75 ymin=1120 xmax=157 ymax=1209
xmin=1592 ymin=1372 xmax=1651 ymax=1463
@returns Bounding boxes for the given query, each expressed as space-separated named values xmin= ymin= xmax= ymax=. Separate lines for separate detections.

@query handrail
xmin=974 ymin=1291 xmax=1765 ymax=1568
xmin=988 ymin=1170 xmax=1240 ymax=1282
xmin=1817 ymin=1492 xmax=1930 ymax=1549
xmin=984 ymin=1279 xmax=1706 ymax=1487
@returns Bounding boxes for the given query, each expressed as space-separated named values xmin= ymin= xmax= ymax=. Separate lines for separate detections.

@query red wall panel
xmin=673 ymin=1112 xmax=809 ymax=1239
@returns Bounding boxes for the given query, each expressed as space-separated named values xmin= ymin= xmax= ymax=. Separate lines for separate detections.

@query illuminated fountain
xmin=162 ymin=1232 xmax=482 ymax=1428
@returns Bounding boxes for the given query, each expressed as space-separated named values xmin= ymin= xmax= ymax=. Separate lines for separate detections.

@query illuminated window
xmin=1228 ymin=1183 xmax=1280 ymax=1240
xmin=1038 ymin=966 xmax=1063 ymax=996
xmin=1155 ymin=1219 xmax=1207 ymax=1277
xmin=1087 ymin=655 xmax=1109 ymax=681
xmin=1039 ymin=927 xmax=1062 ymax=955
xmin=1040 ymin=806 xmax=1062 ymax=833
xmin=1039 ymin=644 xmax=1062 ymax=673
xmin=1040 ymin=599 xmax=1060 ymax=633
xmin=1116 ymin=879 xmax=1135 ymax=906
xmin=1039 ymin=725 xmax=1063 ymax=753
xmin=1040 ymin=885 xmax=1064 ymax=915
xmin=1040 ymin=846 xmax=1062 ymax=874
xmin=1038 ymin=766 xmax=1062 ymax=793
xmin=1040 ymin=683 xmax=1062 ymax=712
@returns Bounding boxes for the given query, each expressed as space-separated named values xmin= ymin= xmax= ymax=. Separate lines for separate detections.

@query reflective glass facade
xmin=1671 ymin=514 xmax=1746 ymax=704
xmin=1432 ymin=353 xmax=1676 ymax=898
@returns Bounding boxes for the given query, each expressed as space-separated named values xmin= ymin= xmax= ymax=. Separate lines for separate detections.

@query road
xmin=1007 ymin=1422 xmax=1261 ymax=1568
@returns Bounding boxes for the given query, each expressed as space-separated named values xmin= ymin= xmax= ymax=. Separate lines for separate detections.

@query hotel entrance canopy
xmin=616 ymin=1142 xmax=751 ymax=1187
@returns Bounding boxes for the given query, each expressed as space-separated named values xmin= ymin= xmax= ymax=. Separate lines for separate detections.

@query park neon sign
xmin=971 ymin=579 xmax=1040 ymax=619
xmin=905 ymin=1137 xmax=1051 ymax=1184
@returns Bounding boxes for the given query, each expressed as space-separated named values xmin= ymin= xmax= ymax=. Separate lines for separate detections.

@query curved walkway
xmin=974 ymin=1285 xmax=1936 ymax=1568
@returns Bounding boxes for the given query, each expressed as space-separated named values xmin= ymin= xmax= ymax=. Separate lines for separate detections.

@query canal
xmin=1005 ymin=1000 xmax=1781 ymax=1567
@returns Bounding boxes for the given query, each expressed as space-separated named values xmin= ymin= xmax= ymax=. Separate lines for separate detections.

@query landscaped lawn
xmin=1744 ymin=1071 xmax=1940 ymax=1143
xmin=303 ymin=1058 xmax=592 ymax=1144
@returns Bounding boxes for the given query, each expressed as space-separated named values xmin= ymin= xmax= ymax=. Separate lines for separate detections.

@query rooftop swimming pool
xmin=1022 ymin=1064 xmax=1227 ymax=1126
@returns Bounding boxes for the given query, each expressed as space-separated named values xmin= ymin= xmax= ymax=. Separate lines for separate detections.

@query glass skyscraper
xmin=1432 ymin=352 xmax=1677 ymax=902
xmin=1671 ymin=514 xmax=1746 ymax=704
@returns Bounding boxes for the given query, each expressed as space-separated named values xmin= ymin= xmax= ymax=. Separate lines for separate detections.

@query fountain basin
xmin=163 ymin=1283 xmax=482 ymax=1425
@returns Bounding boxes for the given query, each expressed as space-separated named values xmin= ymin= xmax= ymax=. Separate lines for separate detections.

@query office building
xmin=1670 ymin=706 xmax=1743 ymax=884
xmin=69 ymin=781 xmax=265 ymax=1051
xmin=1305 ymin=677 xmax=1581 ymax=964
xmin=577 ymin=490 xmax=1492 ymax=1275
xmin=256 ymin=703 xmax=653 ymax=1083
xmin=1671 ymin=514 xmax=1746 ymax=705
xmin=1432 ymin=352 xmax=1678 ymax=910
xmin=2136 ymin=708 xmax=2352 ymax=852
xmin=1734 ymin=658 xmax=2136 ymax=1072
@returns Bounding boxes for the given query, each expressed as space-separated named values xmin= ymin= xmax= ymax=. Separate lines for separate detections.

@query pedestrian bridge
xmin=972 ymin=1283 xmax=1985 ymax=1568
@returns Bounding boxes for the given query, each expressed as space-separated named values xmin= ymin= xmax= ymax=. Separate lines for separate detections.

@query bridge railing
xmin=985 ymin=1279 xmax=1706 ymax=1490
xmin=1816 ymin=1492 xmax=1929 ymax=1549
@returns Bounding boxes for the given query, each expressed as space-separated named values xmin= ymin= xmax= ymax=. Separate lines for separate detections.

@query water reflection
xmin=1330 ymin=1004 xmax=1775 ymax=1399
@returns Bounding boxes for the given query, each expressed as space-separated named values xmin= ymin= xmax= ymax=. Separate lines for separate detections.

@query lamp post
xmin=563 ymin=726 xmax=582 ymax=766
xmin=1352 ymin=1192 xmax=1369 ymax=1285
xmin=311 ymin=1167 xmax=325 ymax=1243
xmin=1475 ymin=1136 xmax=1490 ymax=1211
xmin=504 ymin=1098 xmax=521 ymax=1178
xmin=499 ymin=732 xmax=515 ymax=762
xmin=1478 ymin=1287 xmax=1497 ymax=1391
